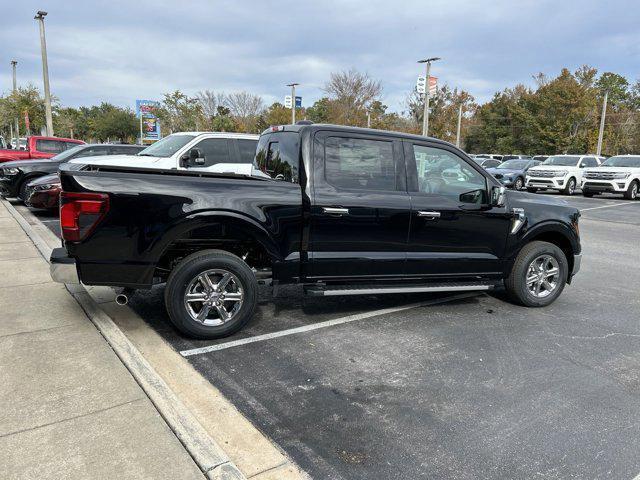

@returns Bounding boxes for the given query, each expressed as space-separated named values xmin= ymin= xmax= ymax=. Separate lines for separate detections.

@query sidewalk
xmin=0 ymin=201 xmax=207 ymax=480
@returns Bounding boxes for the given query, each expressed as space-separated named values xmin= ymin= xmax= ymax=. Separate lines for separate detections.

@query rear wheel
xmin=582 ymin=190 xmax=595 ymax=198
xmin=526 ymin=187 xmax=538 ymax=193
xmin=562 ymin=177 xmax=576 ymax=196
xmin=164 ymin=250 xmax=258 ymax=339
xmin=623 ymin=180 xmax=638 ymax=200
xmin=505 ymin=241 xmax=568 ymax=307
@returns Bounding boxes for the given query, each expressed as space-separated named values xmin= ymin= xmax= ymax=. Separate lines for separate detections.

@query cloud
xmin=0 ymin=0 xmax=638 ymax=112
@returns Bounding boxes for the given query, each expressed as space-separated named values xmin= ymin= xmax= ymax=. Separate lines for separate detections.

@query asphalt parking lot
xmin=18 ymin=193 xmax=640 ymax=479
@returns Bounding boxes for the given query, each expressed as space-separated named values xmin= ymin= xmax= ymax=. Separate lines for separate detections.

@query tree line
xmin=1 ymin=66 xmax=638 ymax=155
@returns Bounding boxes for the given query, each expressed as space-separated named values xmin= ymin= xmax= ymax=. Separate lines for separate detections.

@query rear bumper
xmin=50 ymin=247 xmax=80 ymax=284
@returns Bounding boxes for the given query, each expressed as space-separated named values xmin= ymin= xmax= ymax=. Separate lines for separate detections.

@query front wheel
xmin=582 ymin=191 xmax=595 ymax=198
xmin=562 ymin=177 xmax=576 ymax=196
xmin=513 ymin=177 xmax=524 ymax=190
xmin=623 ymin=181 xmax=638 ymax=200
xmin=164 ymin=250 xmax=258 ymax=339
xmin=526 ymin=187 xmax=538 ymax=193
xmin=505 ymin=241 xmax=568 ymax=307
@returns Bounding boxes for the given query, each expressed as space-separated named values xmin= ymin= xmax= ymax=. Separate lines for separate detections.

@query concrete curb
xmin=2 ymin=199 xmax=246 ymax=480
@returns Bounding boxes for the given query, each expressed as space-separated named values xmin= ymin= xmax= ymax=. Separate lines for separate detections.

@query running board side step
xmin=304 ymin=281 xmax=498 ymax=297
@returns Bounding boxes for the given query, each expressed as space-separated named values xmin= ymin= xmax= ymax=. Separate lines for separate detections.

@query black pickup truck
xmin=51 ymin=124 xmax=582 ymax=338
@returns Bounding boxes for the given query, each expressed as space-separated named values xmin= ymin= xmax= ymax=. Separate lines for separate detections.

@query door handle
xmin=323 ymin=207 xmax=349 ymax=215
xmin=417 ymin=211 xmax=441 ymax=219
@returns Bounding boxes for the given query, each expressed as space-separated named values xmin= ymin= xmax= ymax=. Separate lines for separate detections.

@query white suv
xmin=582 ymin=155 xmax=640 ymax=199
xmin=525 ymin=154 xmax=603 ymax=195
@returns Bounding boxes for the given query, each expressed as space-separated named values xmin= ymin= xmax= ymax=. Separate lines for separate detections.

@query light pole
xmin=35 ymin=11 xmax=54 ymax=137
xmin=418 ymin=57 xmax=440 ymax=136
xmin=286 ymin=83 xmax=299 ymax=124
xmin=596 ymin=90 xmax=608 ymax=156
xmin=10 ymin=60 xmax=19 ymax=145
xmin=455 ymin=104 xmax=463 ymax=147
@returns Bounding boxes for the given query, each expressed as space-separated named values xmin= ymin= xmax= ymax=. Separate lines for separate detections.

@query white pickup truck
xmin=525 ymin=154 xmax=604 ymax=195
xmin=70 ymin=132 xmax=260 ymax=174
xmin=581 ymin=155 xmax=640 ymax=199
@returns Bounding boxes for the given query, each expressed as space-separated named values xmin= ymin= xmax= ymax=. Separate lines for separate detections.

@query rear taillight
xmin=60 ymin=191 xmax=109 ymax=242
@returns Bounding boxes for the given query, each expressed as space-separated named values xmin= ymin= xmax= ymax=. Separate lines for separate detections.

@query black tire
xmin=164 ymin=249 xmax=258 ymax=339
xmin=562 ymin=177 xmax=576 ymax=196
xmin=582 ymin=190 xmax=595 ymax=198
xmin=17 ymin=179 xmax=30 ymax=201
xmin=623 ymin=180 xmax=638 ymax=200
xmin=513 ymin=177 xmax=524 ymax=190
xmin=526 ymin=187 xmax=538 ymax=193
xmin=505 ymin=241 xmax=568 ymax=307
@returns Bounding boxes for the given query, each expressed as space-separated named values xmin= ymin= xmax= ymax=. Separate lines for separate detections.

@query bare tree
xmin=225 ymin=92 xmax=264 ymax=119
xmin=196 ymin=90 xmax=227 ymax=120
xmin=323 ymin=69 xmax=383 ymax=126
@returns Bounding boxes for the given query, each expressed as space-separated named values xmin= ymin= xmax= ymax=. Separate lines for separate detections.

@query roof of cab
xmin=173 ymin=132 xmax=259 ymax=139
xmin=262 ymin=123 xmax=454 ymax=148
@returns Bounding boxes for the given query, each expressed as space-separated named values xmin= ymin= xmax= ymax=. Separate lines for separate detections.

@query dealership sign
xmin=136 ymin=99 xmax=161 ymax=142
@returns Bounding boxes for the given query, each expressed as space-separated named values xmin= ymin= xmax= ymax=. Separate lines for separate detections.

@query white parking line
xmin=580 ymin=201 xmax=636 ymax=212
xmin=180 ymin=292 xmax=481 ymax=357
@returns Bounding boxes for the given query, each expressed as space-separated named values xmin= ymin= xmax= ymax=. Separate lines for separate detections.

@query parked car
xmin=23 ymin=173 xmax=60 ymax=209
xmin=502 ymin=155 xmax=532 ymax=161
xmin=581 ymin=155 xmax=640 ymax=199
xmin=473 ymin=154 xmax=504 ymax=161
xmin=471 ymin=157 xmax=502 ymax=169
xmin=486 ymin=159 xmax=542 ymax=190
xmin=525 ymin=154 xmax=603 ymax=195
xmin=69 ymin=132 xmax=259 ymax=172
xmin=0 ymin=136 xmax=85 ymax=163
xmin=0 ymin=143 xmax=144 ymax=200
xmin=50 ymin=123 xmax=582 ymax=339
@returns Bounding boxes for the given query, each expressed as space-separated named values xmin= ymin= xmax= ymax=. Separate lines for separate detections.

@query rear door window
xmin=75 ymin=146 xmax=110 ymax=158
xmin=324 ymin=136 xmax=397 ymax=191
xmin=237 ymin=139 xmax=258 ymax=163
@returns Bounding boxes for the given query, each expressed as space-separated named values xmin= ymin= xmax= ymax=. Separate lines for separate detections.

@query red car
xmin=0 ymin=136 xmax=85 ymax=163
xmin=24 ymin=173 xmax=61 ymax=209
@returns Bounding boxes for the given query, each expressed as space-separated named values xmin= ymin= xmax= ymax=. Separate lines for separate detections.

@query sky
xmin=0 ymin=0 xmax=639 ymax=113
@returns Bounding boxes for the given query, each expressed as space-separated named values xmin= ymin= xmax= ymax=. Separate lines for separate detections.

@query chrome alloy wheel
xmin=183 ymin=269 xmax=244 ymax=326
xmin=526 ymin=254 xmax=560 ymax=298
xmin=631 ymin=183 xmax=638 ymax=199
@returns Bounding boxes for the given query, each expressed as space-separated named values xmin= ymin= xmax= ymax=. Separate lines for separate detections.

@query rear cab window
xmin=255 ymin=132 xmax=299 ymax=183
xmin=36 ymin=140 xmax=66 ymax=154
xmin=237 ymin=139 xmax=258 ymax=163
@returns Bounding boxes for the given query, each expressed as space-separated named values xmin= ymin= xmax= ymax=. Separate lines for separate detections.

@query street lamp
xmin=35 ymin=11 xmax=54 ymax=136
xmin=417 ymin=57 xmax=441 ymax=136
xmin=286 ymin=83 xmax=299 ymax=124
xmin=10 ymin=60 xmax=19 ymax=144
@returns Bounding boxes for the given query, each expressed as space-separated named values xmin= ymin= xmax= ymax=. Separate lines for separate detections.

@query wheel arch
xmin=519 ymin=222 xmax=579 ymax=279
xmin=152 ymin=211 xmax=283 ymax=278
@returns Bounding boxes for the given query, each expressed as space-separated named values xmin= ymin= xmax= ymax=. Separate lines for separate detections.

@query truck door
xmin=404 ymin=140 xmax=510 ymax=277
xmin=308 ymin=131 xmax=411 ymax=280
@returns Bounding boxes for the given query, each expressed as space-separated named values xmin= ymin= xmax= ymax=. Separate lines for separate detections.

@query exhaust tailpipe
xmin=115 ymin=288 xmax=135 ymax=306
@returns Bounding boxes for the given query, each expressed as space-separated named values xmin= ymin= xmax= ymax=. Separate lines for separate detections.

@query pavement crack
xmin=544 ymin=330 xmax=640 ymax=341
xmin=0 ymin=397 xmax=147 ymax=439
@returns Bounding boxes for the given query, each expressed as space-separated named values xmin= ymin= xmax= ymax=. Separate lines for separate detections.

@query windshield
xmin=50 ymin=144 xmax=85 ymax=162
xmin=543 ymin=155 xmax=581 ymax=166
xmin=498 ymin=160 xmax=529 ymax=169
xmin=137 ymin=134 xmax=196 ymax=158
xmin=601 ymin=156 xmax=640 ymax=167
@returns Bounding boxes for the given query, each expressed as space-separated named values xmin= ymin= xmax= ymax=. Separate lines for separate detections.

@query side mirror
xmin=180 ymin=148 xmax=205 ymax=167
xmin=490 ymin=185 xmax=506 ymax=207
xmin=459 ymin=188 xmax=486 ymax=204
xmin=579 ymin=164 xmax=585 ymax=168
